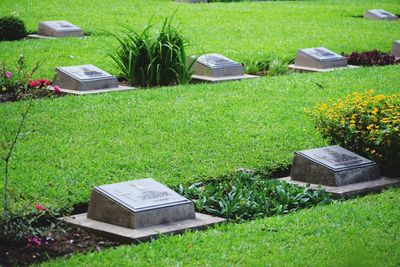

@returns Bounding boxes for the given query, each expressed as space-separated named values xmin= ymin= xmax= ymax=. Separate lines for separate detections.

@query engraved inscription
xmin=315 ymin=148 xmax=364 ymax=166
xmin=296 ymin=145 xmax=374 ymax=172
xmin=96 ymin=178 xmax=190 ymax=212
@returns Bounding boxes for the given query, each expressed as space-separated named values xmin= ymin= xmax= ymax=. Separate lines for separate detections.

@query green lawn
xmin=42 ymin=188 xmax=400 ymax=266
xmin=0 ymin=0 xmax=399 ymax=77
xmin=1 ymin=0 xmax=400 ymax=265
xmin=1 ymin=65 xmax=399 ymax=210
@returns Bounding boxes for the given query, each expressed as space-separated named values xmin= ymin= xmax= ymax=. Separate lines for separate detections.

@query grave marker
xmin=289 ymin=47 xmax=349 ymax=72
xmin=391 ymin=40 xmax=400 ymax=58
xmin=281 ymin=145 xmax=400 ymax=198
xmin=37 ymin=21 xmax=83 ymax=38
xmin=190 ymin=54 xmax=258 ymax=82
xmin=87 ymin=178 xmax=195 ymax=229
xmin=364 ymin=9 xmax=398 ymax=20
xmin=54 ymin=64 xmax=119 ymax=92
xmin=63 ymin=178 xmax=225 ymax=242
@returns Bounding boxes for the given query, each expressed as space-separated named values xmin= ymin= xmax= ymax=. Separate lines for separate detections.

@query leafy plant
xmin=343 ymin=50 xmax=400 ymax=66
xmin=110 ymin=15 xmax=192 ymax=87
xmin=306 ymin=90 xmax=400 ymax=176
xmin=176 ymin=170 xmax=332 ymax=222
xmin=245 ymin=57 xmax=290 ymax=76
xmin=0 ymin=56 xmax=57 ymax=102
xmin=0 ymin=16 xmax=27 ymax=41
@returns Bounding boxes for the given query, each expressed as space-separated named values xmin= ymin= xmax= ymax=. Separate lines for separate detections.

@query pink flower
xmin=34 ymin=204 xmax=46 ymax=211
xmin=26 ymin=236 xmax=42 ymax=248
xmin=53 ymin=85 xmax=62 ymax=94
xmin=4 ymin=71 xmax=11 ymax=79
xmin=28 ymin=80 xmax=40 ymax=88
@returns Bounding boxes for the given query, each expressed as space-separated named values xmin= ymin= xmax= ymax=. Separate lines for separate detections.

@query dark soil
xmin=0 ymin=226 xmax=120 ymax=266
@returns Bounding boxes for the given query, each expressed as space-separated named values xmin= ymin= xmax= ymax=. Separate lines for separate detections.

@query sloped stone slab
xmin=280 ymin=176 xmax=400 ymax=199
xmin=289 ymin=64 xmax=359 ymax=72
xmin=49 ymin=85 xmax=136 ymax=95
xmin=62 ymin=212 xmax=225 ymax=243
xmin=191 ymin=74 xmax=258 ymax=83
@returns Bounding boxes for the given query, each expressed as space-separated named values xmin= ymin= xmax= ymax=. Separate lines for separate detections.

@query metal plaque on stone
xmin=290 ymin=145 xmax=380 ymax=187
xmin=392 ymin=40 xmax=400 ymax=58
xmin=54 ymin=64 xmax=118 ymax=91
xmin=87 ymin=178 xmax=195 ymax=229
xmin=364 ymin=9 xmax=398 ymax=20
xmin=191 ymin=54 xmax=244 ymax=78
xmin=38 ymin=21 xmax=83 ymax=37
xmin=294 ymin=47 xmax=347 ymax=70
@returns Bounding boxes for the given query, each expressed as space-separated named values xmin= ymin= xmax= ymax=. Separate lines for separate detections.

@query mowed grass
xmin=0 ymin=0 xmax=399 ymax=77
xmin=1 ymin=65 xmax=399 ymax=210
xmin=42 ymin=188 xmax=400 ymax=266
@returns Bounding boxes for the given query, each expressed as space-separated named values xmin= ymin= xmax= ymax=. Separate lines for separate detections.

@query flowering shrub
xmin=343 ymin=50 xmax=400 ymax=66
xmin=307 ymin=90 xmax=400 ymax=176
xmin=0 ymin=56 xmax=59 ymax=102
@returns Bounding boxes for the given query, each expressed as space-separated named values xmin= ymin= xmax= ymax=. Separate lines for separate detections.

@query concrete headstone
xmin=364 ymin=9 xmax=398 ymax=20
xmin=294 ymin=47 xmax=347 ymax=70
xmin=87 ymin=178 xmax=196 ymax=229
xmin=290 ymin=145 xmax=380 ymax=187
xmin=54 ymin=64 xmax=118 ymax=91
xmin=191 ymin=54 xmax=244 ymax=78
xmin=38 ymin=21 xmax=83 ymax=37
xmin=391 ymin=40 xmax=400 ymax=58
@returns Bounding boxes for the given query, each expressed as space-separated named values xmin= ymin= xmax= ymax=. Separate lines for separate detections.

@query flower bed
xmin=307 ymin=90 xmax=400 ymax=176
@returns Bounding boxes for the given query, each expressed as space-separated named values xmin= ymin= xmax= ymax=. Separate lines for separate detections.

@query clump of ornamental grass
xmin=110 ymin=15 xmax=192 ymax=87
xmin=306 ymin=90 xmax=400 ymax=176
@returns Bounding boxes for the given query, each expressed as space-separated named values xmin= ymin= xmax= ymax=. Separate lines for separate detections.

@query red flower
xmin=34 ymin=204 xmax=46 ymax=211
xmin=53 ymin=85 xmax=62 ymax=94
xmin=28 ymin=80 xmax=40 ymax=88
xmin=38 ymin=78 xmax=51 ymax=86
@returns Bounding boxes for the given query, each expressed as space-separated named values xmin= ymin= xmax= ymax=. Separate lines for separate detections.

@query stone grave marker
xmin=53 ymin=64 xmax=129 ymax=94
xmin=190 ymin=54 xmax=258 ymax=82
xmin=63 ymin=178 xmax=225 ymax=242
xmin=281 ymin=145 xmax=400 ymax=198
xmin=364 ymin=9 xmax=398 ymax=20
xmin=392 ymin=40 xmax=400 ymax=58
xmin=289 ymin=47 xmax=350 ymax=72
xmin=37 ymin=21 xmax=83 ymax=38
xmin=87 ymin=178 xmax=196 ymax=229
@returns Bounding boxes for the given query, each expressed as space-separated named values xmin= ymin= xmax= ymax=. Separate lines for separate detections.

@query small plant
xmin=245 ymin=57 xmax=290 ymax=76
xmin=110 ymin=15 xmax=192 ymax=87
xmin=176 ymin=170 xmax=332 ymax=222
xmin=307 ymin=90 xmax=400 ymax=176
xmin=343 ymin=50 xmax=400 ymax=66
xmin=0 ymin=56 xmax=57 ymax=102
xmin=0 ymin=16 xmax=27 ymax=41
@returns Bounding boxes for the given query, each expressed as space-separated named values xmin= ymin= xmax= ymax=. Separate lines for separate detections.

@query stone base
xmin=191 ymin=74 xmax=258 ymax=83
xmin=49 ymin=85 xmax=136 ymax=95
xmin=62 ymin=212 xmax=225 ymax=243
xmin=288 ymin=64 xmax=359 ymax=72
xmin=27 ymin=34 xmax=85 ymax=39
xmin=280 ymin=176 xmax=400 ymax=199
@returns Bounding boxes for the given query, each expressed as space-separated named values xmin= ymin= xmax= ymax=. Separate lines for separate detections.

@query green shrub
xmin=110 ymin=16 xmax=192 ymax=87
xmin=176 ymin=170 xmax=332 ymax=222
xmin=307 ymin=90 xmax=400 ymax=177
xmin=0 ymin=16 xmax=27 ymax=41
